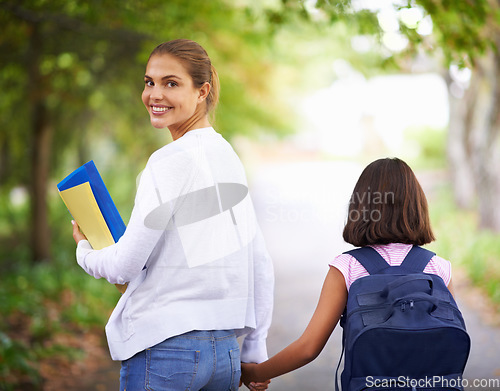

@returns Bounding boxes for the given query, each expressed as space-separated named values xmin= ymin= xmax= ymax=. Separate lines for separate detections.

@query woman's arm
xmin=240 ymin=227 xmax=275 ymax=364
xmin=74 ymin=202 xmax=165 ymax=284
xmin=74 ymin=149 xmax=197 ymax=284
xmin=241 ymin=266 xmax=347 ymax=385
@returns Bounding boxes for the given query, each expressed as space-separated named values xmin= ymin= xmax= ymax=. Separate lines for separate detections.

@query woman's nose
xmin=150 ymin=86 xmax=163 ymax=100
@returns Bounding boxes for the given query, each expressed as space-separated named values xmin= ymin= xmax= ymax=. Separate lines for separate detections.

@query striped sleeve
xmin=329 ymin=253 xmax=370 ymax=290
xmin=424 ymin=255 xmax=452 ymax=286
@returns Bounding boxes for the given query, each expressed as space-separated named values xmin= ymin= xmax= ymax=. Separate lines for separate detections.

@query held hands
xmin=240 ymin=363 xmax=270 ymax=390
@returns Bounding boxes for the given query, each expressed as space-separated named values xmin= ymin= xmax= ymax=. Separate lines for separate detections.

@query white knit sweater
xmin=76 ymin=127 xmax=274 ymax=362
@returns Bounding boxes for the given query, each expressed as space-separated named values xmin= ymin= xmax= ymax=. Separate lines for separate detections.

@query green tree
xmin=1 ymin=0 xmax=150 ymax=262
xmin=397 ymin=0 xmax=500 ymax=231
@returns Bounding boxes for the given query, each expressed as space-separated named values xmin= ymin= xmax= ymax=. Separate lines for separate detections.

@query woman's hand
xmin=240 ymin=363 xmax=270 ymax=390
xmin=71 ymin=220 xmax=87 ymax=244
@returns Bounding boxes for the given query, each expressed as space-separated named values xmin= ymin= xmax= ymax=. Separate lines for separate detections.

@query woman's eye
xmin=166 ymin=81 xmax=177 ymax=88
xmin=145 ymin=80 xmax=154 ymax=87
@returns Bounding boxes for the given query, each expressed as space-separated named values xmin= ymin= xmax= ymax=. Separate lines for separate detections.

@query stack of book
xmin=58 ymin=160 xmax=127 ymax=293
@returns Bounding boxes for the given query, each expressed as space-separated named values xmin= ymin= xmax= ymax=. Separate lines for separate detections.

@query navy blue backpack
xmin=335 ymin=246 xmax=470 ymax=391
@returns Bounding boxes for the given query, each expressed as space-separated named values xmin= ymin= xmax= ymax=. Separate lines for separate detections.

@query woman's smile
xmin=151 ymin=105 xmax=173 ymax=115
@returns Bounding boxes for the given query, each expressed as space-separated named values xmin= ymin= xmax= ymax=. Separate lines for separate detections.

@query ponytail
xmin=207 ymin=64 xmax=220 ymax=115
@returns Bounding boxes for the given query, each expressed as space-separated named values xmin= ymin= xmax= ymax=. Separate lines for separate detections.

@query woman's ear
xmin=198 ymin=82 xmax=210 ymax=103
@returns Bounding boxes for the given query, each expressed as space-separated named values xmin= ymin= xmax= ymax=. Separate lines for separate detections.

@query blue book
xmin=57 ymin=160 xmax=126 ymax=246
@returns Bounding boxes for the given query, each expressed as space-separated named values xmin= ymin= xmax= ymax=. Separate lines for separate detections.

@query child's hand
xmin=240 ymin=363 xmax=270 ymax=390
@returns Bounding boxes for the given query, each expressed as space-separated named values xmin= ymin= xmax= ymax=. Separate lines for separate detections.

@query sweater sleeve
xmin=240 ymin=226 xmax=275 ymax=364
xmin=76 ymin=201 xmax=164 ymax=284
xmin=76 ymin=147 xmax=197 ymax=284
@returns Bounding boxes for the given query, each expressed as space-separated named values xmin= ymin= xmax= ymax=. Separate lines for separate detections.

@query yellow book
xmin=60 ymin=182 xmax=115 ymax=249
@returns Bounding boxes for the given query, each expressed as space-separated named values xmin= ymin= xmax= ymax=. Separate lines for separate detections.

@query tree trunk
xmin=467 ymin=49 xmax=500 ymax=231
xmin=445 ymin=72 xmax=476 ymax=210
xmin=30 ymin=102 xmax=53 ymax=262
xmin=0 ymin=136 xmax=9 ymax=186
xmin=28 ymin=23 xmax=52 ymax=262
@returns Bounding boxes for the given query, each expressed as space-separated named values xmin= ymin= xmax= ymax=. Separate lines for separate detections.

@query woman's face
xmin=142 ymin=54 xmax=206 ymax=130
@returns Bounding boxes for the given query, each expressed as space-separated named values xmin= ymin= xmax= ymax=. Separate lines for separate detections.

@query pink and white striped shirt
xmin=330 ymin=243 xmax=452 ymax=290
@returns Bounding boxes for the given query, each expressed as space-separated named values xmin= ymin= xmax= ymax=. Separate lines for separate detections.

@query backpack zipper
xmin=400 ymin=299 xmax=414 ymax=312
xmin=346 ymin=298 xmax=459 ymax=319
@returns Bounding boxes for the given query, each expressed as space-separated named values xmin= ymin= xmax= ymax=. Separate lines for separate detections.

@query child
xmin=240 ymin=157 xmax=453 ymax=390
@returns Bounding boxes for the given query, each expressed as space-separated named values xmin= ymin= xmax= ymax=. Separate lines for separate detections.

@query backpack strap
xmin=334 ymin=335 xmax=345 ymax=391
xmin=345 ymin=245 xmax=436 ymax=275
xmin=344 ymin=246 xmax=389 ymax=275
xmin=401 ymin=245 xmax=436 ymax=272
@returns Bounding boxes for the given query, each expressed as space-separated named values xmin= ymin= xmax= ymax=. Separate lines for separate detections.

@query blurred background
xmin=1 ymin=0 xmax=500 ymax=390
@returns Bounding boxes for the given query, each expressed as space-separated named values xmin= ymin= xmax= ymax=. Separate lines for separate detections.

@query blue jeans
xmin=120 ymin=330 xmax=241 ymax=391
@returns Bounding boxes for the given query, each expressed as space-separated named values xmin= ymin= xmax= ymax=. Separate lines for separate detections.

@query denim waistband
xmin=176 ymin=330 xmax=236 ymax=341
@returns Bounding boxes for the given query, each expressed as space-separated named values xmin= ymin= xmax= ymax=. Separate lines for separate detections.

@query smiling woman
xmin=141 ymin=40 xmax=220 ymax=139
xmin=142 ymin=54 xmax=210 ymax=135
xmin=70 ymin=39 xmax=274 ymax=391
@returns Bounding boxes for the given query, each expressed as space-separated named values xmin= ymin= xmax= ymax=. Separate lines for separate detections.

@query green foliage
xmin=0 ymin=331 xmax=41 ymax=391
xmin=314 ymin=0 xmax=498 ymax=70
xmin=404 ymin=126 xmax=447 ymax=169
xmin=0 ymin=190 xmax=119 ymax=389
xmin=428 ymin=186 xmax=500 ymax=306
xmin=0 ymin=249 xmax=119 ymax=389
xmin=413 ymin=0 xmax=493 ymax=67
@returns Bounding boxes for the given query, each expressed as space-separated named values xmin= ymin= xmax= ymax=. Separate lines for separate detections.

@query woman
xmin=72 ymin=39 xmax=273 ymax=391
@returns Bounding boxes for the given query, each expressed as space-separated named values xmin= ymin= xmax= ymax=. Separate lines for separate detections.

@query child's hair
xmin=343 ymin=157 xmax=435 ymax=247
xmin=149 ymin=39 xmax=220 ymax=115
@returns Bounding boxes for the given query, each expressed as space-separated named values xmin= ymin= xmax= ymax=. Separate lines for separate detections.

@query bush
xmin=427 ymin=185 xmax=500 ymax=306
xmin=0 ymin=173 xmax=123 ymax=389
xmin=0 ymin=251 xmax=119 ymax=389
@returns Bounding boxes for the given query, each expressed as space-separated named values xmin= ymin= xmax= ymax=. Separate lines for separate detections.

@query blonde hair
xmin=149 ymin=39 xmax=220 ymax=115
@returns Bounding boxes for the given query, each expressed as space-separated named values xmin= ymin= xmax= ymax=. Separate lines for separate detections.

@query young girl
xmin=71 ymin=39 xmax=273 ymax=391
xmin=240 ymin=157 xmax=453 ymax=389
